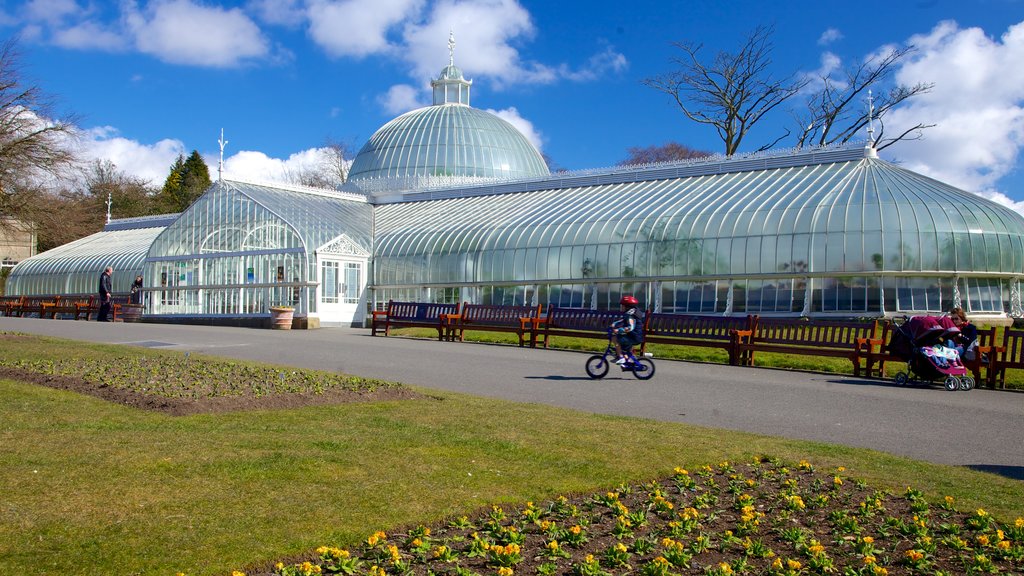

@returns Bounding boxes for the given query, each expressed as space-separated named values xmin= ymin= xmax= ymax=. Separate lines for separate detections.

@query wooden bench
xmin=74 ymin=296 xmax=99 ymax=320
xmin=14 ymin=296 xmax=57 ymax=318
xmin=41 ymin=295 xmax=91 ymax=319
xmin=642 ymin=313 xmax=756 ymax=365
xmin=445 ymin=303 xmax=543 ymax=347
xmin=536 ymin=307 xmax=623 ymax=348
xmin=370 ymin=300 xmax=460 ymax=340
xmin=737 ymin=317 xmax=881 ymax=377
xmin=987 ymin=328 xmax=1024 ymax=389
xmin=0 ymin=295 xmax=23 ymax=317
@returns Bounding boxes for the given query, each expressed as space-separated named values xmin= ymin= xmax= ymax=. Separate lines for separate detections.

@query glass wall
xmin=145 ymin=180 xmax=371 ymax=317
xmin=372 ymin=153 xmax=1024 ymax=316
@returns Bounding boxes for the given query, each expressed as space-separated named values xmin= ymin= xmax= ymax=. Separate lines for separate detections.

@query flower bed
xmin=240 ymin=457 xmax=1022 ymax=576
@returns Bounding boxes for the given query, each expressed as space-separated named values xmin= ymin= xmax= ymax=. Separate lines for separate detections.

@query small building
xmin=0 ymin=217 xmax=36 ymax=273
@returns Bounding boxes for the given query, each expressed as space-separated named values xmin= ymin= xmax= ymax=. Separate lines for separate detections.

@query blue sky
xmin=3 ymin=0 xmax=1024 ymax=213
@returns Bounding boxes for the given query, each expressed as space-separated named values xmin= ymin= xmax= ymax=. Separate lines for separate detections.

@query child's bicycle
xmin=585 ymin=329 xmax=656 ymax=380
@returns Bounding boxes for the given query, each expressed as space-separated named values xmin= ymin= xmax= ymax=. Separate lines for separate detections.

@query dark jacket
xmin=99 ymin=271 xmax=112 ymax=301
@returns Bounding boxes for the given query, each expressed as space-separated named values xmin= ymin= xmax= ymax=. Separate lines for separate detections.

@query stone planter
xmin=269 ymin=306 xmax=294 ymax=330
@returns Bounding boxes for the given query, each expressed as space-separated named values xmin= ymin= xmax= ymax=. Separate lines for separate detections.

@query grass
xmin=0 ymin=335 xmax=1022 ymax=576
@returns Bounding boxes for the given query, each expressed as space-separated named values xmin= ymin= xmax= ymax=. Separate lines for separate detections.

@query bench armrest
xmin=731 ymin=329 xmax=753 ymax=343
xmin=371 ymin=310 xmax=389 ymax=320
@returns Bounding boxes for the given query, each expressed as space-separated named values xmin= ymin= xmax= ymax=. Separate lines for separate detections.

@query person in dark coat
xmin=130 ymin=275 xmax=143 ymax=305
xmin=97 ymin=266 xmax=113 ymax=321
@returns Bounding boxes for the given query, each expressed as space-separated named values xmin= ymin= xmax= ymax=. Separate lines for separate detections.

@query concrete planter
xmin=269 ymin=306 xmax=294 ymax=330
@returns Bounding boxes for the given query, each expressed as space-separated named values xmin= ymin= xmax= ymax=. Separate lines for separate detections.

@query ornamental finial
xmin=448 ymin=30 xmax=455 ymax=67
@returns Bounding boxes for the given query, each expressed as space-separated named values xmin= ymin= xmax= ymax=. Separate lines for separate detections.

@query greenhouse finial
xmin=448 ymin=30 xmax=455 ymax=67
xmin=218 ymin=128 xmax=229 ymax=181
xmin=105 ymin=190 xmax=112 ymax=224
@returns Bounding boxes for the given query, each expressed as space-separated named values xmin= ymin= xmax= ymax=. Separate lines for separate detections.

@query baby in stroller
xmin=886 ymin=315 xmax=975 ymax=391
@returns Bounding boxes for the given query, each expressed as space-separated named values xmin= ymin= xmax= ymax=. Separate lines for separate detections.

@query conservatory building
xmin=7 ymin=56 xmax=1024 ymax=326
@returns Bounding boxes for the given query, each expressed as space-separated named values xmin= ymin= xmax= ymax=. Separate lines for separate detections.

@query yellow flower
xmin=614 ymin=542 xmax=627 ymax=553
xmin=570 ymin=525 xmax=582 ymax=535
xmin=718 ymin=562 xmax=733 ymax=574
xmin=786 ymin=559 xmax=801 ymax=570
xmin=674 ymin=467 xmax=689 ymax=475
xmin=652 ymin=556 xmax=669 ymax=567
xmin=232 ymin=572 xmax=246 ymax=576
xmin=275 ymin=563 xmax=284 ymax=570
xmin=998 ymin=540 xmax=1011 ymax=551
xmin=905 ymin=549 xmax=924 ymax=562
xmin=497 ymin=568 xmax=513 ymax=576
xmin=977 ymin=535 xmax=990 ymax=546
xmin=539 ymin=520 xmax=551 ymax=530
xmin=862 ymin=536 xmax=874 ymax=544
xmin=411 ymin=538 xmax=422 ymax=548
xmin=433 ymin=545 xmax=448 ymax=558
xmin=864 ymin=555 xmax=876 ymax=565
xmin=872 ymin=566 xmax=888 ymax=576
xmin=1016 ymin=517 xmax=1024 ymax=528
xmin=833 ymin=476 xmax=843 ymax=486
xmin=997 ymin=529 xmax=1005 ymax=541
xmin=977 ymin=508 xmax=988 ymax=517
xmin=585 ymin=554 xmax=595 ymax=563
xmin=771 ymin=557 xmax=782 ymax=570
xmin=945 ymin=495 xmax=955 ymax=505
xmin=547 ymin=540 xmax=559 ymax=551
xmin=837 ymin=466 xmax=846 ymax=472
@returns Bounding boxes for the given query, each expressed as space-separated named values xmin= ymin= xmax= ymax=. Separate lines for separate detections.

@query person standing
xmin=130 ymin=274 xmax=144 ymax=305
xmin=97 ymin=266 xmax=113 ymax=322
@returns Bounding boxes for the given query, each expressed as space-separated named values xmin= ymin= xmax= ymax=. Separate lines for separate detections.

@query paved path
xmin=2 ymin=317 xmax=1022 ymax=479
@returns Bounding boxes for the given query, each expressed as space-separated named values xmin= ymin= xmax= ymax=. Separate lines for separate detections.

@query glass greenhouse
xmin=8 ymin=47 xmax=1024 ymax=325
xmin=369 ymin=146 xmax=1024 ymax=318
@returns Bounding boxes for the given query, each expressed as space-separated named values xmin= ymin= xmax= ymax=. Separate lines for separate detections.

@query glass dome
xmin=348 ymin=53 xmax=549 ymax=191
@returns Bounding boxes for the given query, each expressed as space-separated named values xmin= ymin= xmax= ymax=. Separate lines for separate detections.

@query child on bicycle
xmin=612 ymin=295 xmax=644 ymax=365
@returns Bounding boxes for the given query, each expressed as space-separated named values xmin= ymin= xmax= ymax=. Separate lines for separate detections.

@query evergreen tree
xmin=158 ymin=150 xmax=211 ymax=212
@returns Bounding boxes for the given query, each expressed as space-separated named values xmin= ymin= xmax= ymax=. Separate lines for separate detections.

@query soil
xmin=0 ymin=366 xmax=425 ymax=416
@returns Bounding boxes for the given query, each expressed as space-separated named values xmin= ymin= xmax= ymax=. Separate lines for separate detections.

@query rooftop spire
xmin=432 ymin=31 xmax=472 ymax=106
xmin=448 ymin=29 xmax=455 ymax=67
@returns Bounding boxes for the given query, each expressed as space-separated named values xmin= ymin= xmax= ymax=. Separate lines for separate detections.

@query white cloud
xmin=23 ymin=0 xmax=82 ymax=24
xmin=247 ymin=0 xmax=305 ymax=27
xmin=818 ymin=28 xmax=843 ymax=46
xmin=307 ymin=0 xmax=425 ymax=58
xmin=400 ymin=0 xmax=625 ymax=90
xmin=882 ymin=20 xmax=1024 ymax=213
xmin=77 ymin=126 xmax=185 ymax=186
xmin=379 ymin=83 xmax=426 ymax=115
xmin=123 ymin=0 xmax=270 ymax=67
xmin=222 ymin=147 xmax=337 ymax=183
xmin=487 ymin=106 xmax=542 ymax=152
xmin=52 ymin=20 xmax=125 ymax=51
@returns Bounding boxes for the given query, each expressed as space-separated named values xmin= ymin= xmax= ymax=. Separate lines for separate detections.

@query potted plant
xmin=269 ymin=306 xmax=294 ymax=330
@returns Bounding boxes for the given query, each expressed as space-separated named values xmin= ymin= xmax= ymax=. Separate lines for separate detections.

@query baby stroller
xmin=886 ymin=315 xmax=974 ymax=391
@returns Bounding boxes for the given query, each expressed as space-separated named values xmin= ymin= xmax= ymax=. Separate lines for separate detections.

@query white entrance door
xmin=319 ymin=257 xmax=365 ymax=325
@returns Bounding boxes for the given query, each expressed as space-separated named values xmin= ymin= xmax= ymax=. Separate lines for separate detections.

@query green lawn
xmin=0 ymin=335 xmax=1021 ymax=575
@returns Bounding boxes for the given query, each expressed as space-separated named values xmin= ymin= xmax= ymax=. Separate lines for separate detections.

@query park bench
xmin=370 ymin=300 xmax=460 ymax=340
xmin=986 ymin=328 xmax=1024 ymax=389
xmin=41 ymin=295 xmax=93 ymax=319
xmin=642 ymin=313 xmax=756 ymax=365
xmin=736 ymin=317 xmax=881 ymax=377
xmin=14 ymin=296 xmax=56 ymax=318
xmin=74 ymin=296 xmax=99 ymax=320
xmin=536 ymin=307 xmax=622 ymax=348
xmin=445 ymin=303 xmax=543 ymax=347
xmin=0 ymin=295 xmax=23 ymax=317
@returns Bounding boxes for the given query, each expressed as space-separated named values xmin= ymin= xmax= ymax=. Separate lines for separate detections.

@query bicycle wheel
xmin=631 ymin=357 xmax=656 ymax=380
xmin=585 ymin=355 xmax=609 ymax=379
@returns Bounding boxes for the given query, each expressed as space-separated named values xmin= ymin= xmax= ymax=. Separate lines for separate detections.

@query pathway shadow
xmin=965 ymin=464 xmax=1024 ymax=481
xmin=524 ymin=375 xmax=597 ymax=381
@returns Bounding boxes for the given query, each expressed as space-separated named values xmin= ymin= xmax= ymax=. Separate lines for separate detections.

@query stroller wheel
xmin=944 ymin=376 xmax=960 ymax=391
xmin=894 ymin=372 xmax=909 ymax=386
xmin=959 ymin=376 xmax=974 ymax=391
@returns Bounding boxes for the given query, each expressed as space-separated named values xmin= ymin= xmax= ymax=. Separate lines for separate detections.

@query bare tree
xmin=284 ymin=138 xmax=356 ymax=188
xmin=794 ymin=46 xmax=934 ymax=151
xmin=620 ymin=142 xmax=711 ymax=165
xmin=643 ymin=25 xmax=809 ymax=155
xmin=0 ymin=37 xmax=79 ymax=225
